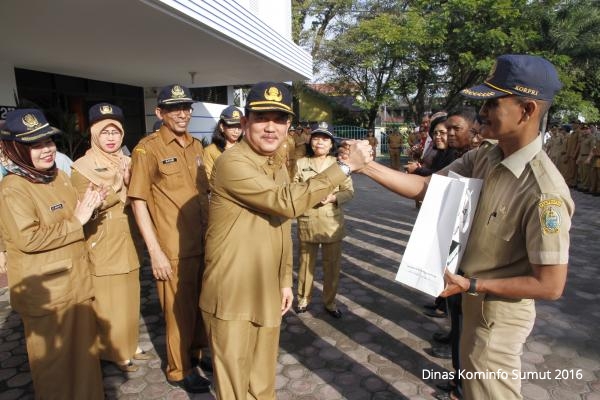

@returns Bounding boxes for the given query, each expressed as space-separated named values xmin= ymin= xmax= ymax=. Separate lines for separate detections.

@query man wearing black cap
xmin=128 ymin=84 xmax=211 ymax=392
xmin=350 ymin=55 xmax=573 ymax=399
xmin=199 ymin=81 xmax=372 ymax=399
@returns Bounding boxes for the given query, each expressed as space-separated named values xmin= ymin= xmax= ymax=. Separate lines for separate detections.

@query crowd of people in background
xmin=0 ymin=53 xmax=579 ymax=400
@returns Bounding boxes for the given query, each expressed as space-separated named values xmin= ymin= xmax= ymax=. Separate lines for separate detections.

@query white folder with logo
xmin=395 ymin=172 xmax=483 ymax=297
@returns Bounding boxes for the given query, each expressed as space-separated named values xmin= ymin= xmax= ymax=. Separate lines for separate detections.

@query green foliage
xmin=296 ymin=0 xmax=600 ymax=125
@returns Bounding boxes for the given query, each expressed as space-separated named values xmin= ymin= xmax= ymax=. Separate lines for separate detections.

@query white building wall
xmin=236 ymin=0 xmax=292 ymax=40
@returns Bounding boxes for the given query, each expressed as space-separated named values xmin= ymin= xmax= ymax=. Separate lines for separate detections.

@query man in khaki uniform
xmin=294 ymin=124 xmax=310 ymax=160
xmin=387 ymin=130 xmax=403 ymax=170
xmin=200 ymin=82 xmax=372 ymax=400
xmin=355 ymin=55 xmax=573 ymax=400
xmin=129 ymin=84 xmax=211 ymax=393
xmin=588 ymin=127 xmax=600 ymax=196
xmin=564 ymin=124 xmax=579 ymax=187
xmin=576 ymin=124 xmax=593 ymax=192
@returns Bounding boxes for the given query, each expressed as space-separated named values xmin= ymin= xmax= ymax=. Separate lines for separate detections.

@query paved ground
xmin=0 ymin=162 xmax=599 ymax=399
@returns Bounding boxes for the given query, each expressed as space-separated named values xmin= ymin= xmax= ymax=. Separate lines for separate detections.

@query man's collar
xmin=499 ymin=135 xmax=543 ymax=178
xmin=238 ymin=139 xmax=284 ymax=166
xmin=159 ymin=126 xmax=192 ymax=146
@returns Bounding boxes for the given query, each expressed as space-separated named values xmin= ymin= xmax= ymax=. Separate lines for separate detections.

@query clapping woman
xmin=71 ymin=103 xmax=149 ymax=372
xmin=0 ymin=109 xmax=105 ymax=399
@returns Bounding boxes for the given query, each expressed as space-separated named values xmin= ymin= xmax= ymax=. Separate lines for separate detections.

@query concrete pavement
xmin=0 ymin=170 xmax=598 ymax=399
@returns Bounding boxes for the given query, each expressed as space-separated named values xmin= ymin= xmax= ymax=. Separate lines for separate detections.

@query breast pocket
xmin=484 ymin=217 xmax=518 ymax=264
xmin=158 ymin=161 xmax=184 ymax=191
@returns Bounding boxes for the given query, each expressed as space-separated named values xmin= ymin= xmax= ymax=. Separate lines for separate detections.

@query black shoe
xmin=430 ymin=345 xmax=452 ymax=359
xmin=168 ymin=374 xmax=211 ymax=393
xmin=424 ymin=309 xmax=447 ymax=318
xmin=199 ymin=357 xmax=213 ymax=373
xmin=325 ymin=308 xmax=342 ymax=318
xmin=424 ymin=303 xmax=439 ymax=310
xmin=436 ymin=381 xmax=456 ymax=392
xmin=432 ymin=331 xmax=451 ymax=344
xmin=295 ymin=305 xmax=308 ymax=314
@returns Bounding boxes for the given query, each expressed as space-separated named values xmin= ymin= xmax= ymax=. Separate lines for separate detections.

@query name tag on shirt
xmin=50 ymin=203 xmax=64 ymax=211
xmin=94 ymin=167 xmax=108 ymax=172
xmin=162 ymin=157 xmax=177 ymax=164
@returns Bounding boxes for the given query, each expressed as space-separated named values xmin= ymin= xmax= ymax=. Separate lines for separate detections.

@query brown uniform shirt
xmin=294 ymin=131 xmax=310 ymax=159
xmin=440 ymin=135 xmax=574 ymax=279
xmin=0 ymin=172 xmax=93 ymax=317
xmin=128 ymin=126 xmax=209 ymax=260
xmin=202 ymin=143 xmax=222 ymax=182
xmin=200 ymin=140 xmax=348 ymax=327
xmin=71 ymin=170 xmax=140 ymax=276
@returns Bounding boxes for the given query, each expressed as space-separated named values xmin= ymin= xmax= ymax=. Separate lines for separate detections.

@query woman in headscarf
xmin=203 ymin=105 xmax=243 ymax=184
xmin=71 ymin=103 xmax=150 ymax=372
xmin=293 ymin=123 xmax=354 ymax=318
xmin=0 ymin=109 xmax=105 ymax=399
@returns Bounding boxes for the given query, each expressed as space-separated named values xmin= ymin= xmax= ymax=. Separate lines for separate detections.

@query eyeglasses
xmin=99 ymin=130 xmax=123 ymax=137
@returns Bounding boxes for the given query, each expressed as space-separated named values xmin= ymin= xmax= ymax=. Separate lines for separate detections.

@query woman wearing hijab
xmin=0 ymin=109 xmax=105 ymax=399
xmin=293 ymin=123 xmax=354 ymax=318
xmin=203 ymin=105 xmax=243 ymax=183
xmin=71 ymin=103 xmax=150 ymax=372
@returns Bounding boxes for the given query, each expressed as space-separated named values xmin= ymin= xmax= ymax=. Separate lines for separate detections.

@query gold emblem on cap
xmin=99 ymin=104 xmax=113 ymax=115
xmin=22 ymin=114 xmax=41 ymax=130
xmin=264 ymin=87 xmax=283 ymax=102
xmin=232 ymin=110 xmax=241 ymax=118
xmin=171 ymin=85 xmax=186 ymax=98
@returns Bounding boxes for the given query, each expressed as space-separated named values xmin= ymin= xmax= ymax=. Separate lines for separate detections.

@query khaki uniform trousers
xmin=564 ymin=156 xmax=578 ymax=187
xmin=577 ymin=158 xmax=590 ymax=189
xmin=23 ymin=298 xmax=103 ymax=400
xmin=157 ymin=256 xmax=207 ymax=381
xmin=297 ymin=241 xmax=341 ymax=311
xmin=460 ymin=294 xmax=535 ymax=400
xmin=389 ymin=147 xmax=402 ymax=170
xmin=202 ymin=311 xmax=279 ymax=400
xmin=93 ymin=269 xmax=140 ymax=362
xmin=589 ymin=158 xmax=600 ymax=194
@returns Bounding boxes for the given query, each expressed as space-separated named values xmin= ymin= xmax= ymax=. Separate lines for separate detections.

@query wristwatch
xmin=337 ymin=160 xmax=351 ymax=177
xmin=467 ymin=277 xmax=479 ymax=296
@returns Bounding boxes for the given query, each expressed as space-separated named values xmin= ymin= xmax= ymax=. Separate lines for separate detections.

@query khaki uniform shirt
xmin=0 ymin=172 xmax=93 ymax=317
xmin=200 ymin=140 xmax=348 ymax=327
xmin=577 ymin=134 xmax=593 ymax=163
xmin=440 ymin=135 xmax=574 ymax=279
xmin=71 ymin=170 xmax=140 ymax=276
xmin=294 ymin=156 xmax=354 ymax=243
xmin=388 ymin=133 xmax=403 ymax=149
xmin=294 ymin=132 xmax=310 ymax=159
xmin=202 ymin=143 xmax=222 ymax=182
xmin=128 ymin=126 xmax=209 ymax=260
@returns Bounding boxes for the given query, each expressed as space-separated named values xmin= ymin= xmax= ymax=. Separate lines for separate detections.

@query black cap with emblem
xmin=245 ymin=82 xmax=294 ymax=116
xmin=1 ymin=109 xmax=61 ymax=143
xmin=157 ymin=84 xmax=194 ymax=107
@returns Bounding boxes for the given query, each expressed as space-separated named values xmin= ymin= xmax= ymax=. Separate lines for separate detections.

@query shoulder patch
xmin=539 ymin=199 xmax=562 ymax=234
xmin=134 ymin=148 xmax=146 ymax=154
